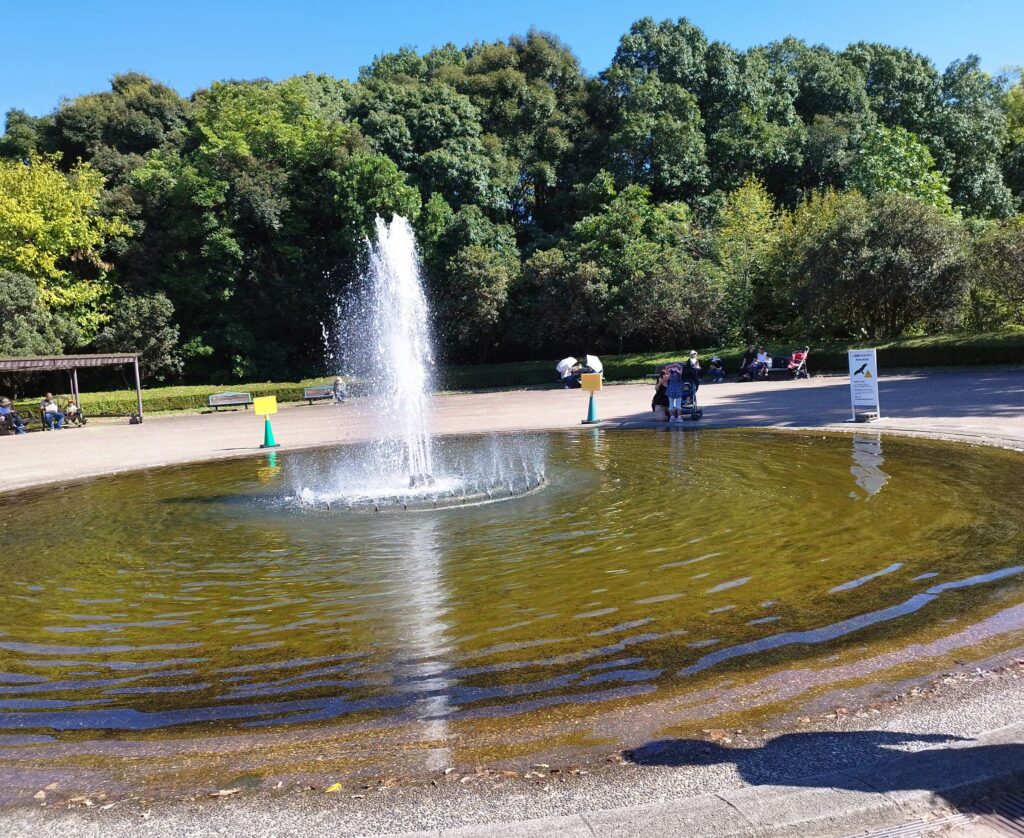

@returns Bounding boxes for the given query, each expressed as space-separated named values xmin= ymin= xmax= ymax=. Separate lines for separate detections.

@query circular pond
xmin=1 ymin=430 xmax=1023 ymax=791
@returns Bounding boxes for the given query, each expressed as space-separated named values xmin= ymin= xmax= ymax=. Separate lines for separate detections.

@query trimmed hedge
xmin=8 ymin=331 xmax=1023 ymax=416
xmin=11 ymin=379 xmax=337 ymax=418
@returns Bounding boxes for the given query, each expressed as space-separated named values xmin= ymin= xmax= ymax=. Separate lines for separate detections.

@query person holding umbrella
xmin=556 ymin=356 xmax=579 ymax=388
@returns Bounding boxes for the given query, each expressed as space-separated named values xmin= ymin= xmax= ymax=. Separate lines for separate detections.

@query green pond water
xmin=0 ymin=430 xmax=1022 ymax=762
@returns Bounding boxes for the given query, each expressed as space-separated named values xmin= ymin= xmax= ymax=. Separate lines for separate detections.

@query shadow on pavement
xmin=626 ymin=730 xmax=1024 ymax=816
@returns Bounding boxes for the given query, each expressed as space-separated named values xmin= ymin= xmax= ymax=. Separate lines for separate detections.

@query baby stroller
xmin=680 ymin=380 xmax=703 ymax=421
xmin=787 ymin=346 xmax=811 ymax=379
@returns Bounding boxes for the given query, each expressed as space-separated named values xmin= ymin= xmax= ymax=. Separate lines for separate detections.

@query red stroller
xmin=786 ymin=346 xmax=811 ymax=379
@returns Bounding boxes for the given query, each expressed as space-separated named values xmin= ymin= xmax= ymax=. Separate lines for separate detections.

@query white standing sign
xmin=848 ymin=349 xmax=881 ymax=421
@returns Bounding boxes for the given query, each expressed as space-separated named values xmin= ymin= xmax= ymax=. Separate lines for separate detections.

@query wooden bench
xmin=208 ymin=392 xmax=253 ymax=411
xmin=303 ymin=385 xmax=334 ymax=404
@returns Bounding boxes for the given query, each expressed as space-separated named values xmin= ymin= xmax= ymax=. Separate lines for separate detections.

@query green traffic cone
xmin=260 ymin=416 xmax=280 ymax=449
xmin=582 ymin=392 xmax=599 ymax=425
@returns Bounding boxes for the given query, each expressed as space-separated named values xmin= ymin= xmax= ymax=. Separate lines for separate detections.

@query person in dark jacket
xmin=739 ymin=344 xmax=757 ymax=381
xmin=651 ymin=368 xmax=670 ymax=421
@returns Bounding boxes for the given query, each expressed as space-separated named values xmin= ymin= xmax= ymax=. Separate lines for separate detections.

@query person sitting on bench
xmin=332 ymin=377 xmax=348 ymax=404
xmin=0 ymin=397 xmax=26 ymax=434
xmin=40 ymin=393 xmax=65 ymax=430
xmin=709 ymin=355 xmax=725 ymax=383
xmin=753 ymin=345 xmax=772 ymax=379
xmin=64 ymin=400 xmax=86 ymax=426
xmin=739 ymin=344 xmax=757 ymax=381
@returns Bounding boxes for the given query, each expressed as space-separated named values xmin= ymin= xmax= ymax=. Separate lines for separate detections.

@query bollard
xmin=260 ymin=416 xmax=280 ymax=449
xmin=582 ymin=392 xmax=600 ymax=425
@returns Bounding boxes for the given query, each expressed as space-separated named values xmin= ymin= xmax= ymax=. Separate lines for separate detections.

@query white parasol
xmin=585 ymin=354 xmax=603 ymax=374
xmin=556 ymin=357 xmax=578 ymax=377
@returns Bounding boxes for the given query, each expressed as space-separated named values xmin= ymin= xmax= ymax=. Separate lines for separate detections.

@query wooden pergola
xmin=0 ymin=353 xmax=144 ymax=420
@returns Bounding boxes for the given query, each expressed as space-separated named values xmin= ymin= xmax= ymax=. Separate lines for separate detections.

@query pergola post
xmin=72 ymin=368 xmax=80 ymax=409
xmin=133 ymin=357 xmax=144 ymax=422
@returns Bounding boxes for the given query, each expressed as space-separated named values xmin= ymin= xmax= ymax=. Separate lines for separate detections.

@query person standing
xmin=665 ymin=363 xmax=685 ymax=423
xmin=682 ymin=350 xmax=702 ymax=407
xmin=40 ymin=393 xmax=65 ymax=430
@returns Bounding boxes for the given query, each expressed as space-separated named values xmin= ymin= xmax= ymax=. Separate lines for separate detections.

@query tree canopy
xmin=1 ymin=19 xmax=1022 ymax=379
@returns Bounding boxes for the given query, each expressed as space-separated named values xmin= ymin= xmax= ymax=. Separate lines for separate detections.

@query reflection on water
xmin=388 ymin=516 xmax=453 ymax=770
xmin=0 ymin=430 xmax=1022 ymax=749
xmin=850 ymin=434 xmax=889 ymax=498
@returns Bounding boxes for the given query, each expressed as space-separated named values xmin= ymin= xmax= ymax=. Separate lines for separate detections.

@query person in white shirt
xmin=39 ymin=392 xmax=65 ymax=430
xmin=754 ymin=346 xmax=772 ymax=379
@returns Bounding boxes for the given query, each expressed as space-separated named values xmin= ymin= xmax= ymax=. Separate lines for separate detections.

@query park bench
xmin=0 ymin=407 xmax=39 ymax=435
xmin=303 ymin=385 xmax=334 ymax=404
xmin=208 ymin=392 xmax=254 ymax=411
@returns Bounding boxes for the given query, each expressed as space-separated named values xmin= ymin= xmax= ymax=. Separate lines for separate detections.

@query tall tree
xmin=715 ymin=177 xmax=779 ymax=338
xmin=0 ymin=154 xmax=129 ymax=339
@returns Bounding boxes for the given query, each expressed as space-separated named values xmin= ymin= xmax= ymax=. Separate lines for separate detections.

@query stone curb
xmin=377 ymin=721 xmax=1024 ymax=838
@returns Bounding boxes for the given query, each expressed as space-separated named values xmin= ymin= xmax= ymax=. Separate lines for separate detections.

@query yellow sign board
xmin=253 ymin=395 xmax=278 ymax=416
xmin=580 ymin=373 xmax=603 ymax=392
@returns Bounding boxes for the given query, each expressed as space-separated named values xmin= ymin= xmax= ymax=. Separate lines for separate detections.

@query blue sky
xmin=3 ymin=0 xmax=1022 ymax=117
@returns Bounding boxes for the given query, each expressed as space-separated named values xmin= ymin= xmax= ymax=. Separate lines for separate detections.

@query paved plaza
xmin=3 ymin=369 xmax=1024 ymax=493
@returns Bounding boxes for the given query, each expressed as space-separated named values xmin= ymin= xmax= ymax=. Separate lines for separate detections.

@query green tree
xmin=125 ymin=79 xmax=419 ymax=379
xmin=0 ymin=154 xmax=129 ymax=338
xmin=423 ymin=204 xmax=519 ymax=359
xmin=848 ymin=125 xmax=953 ymax=211
xmin=509 ymin=248 xmax=608 ymax=352
xmin=92 ymin=292 xmax=183 ymax=380
xmin=569 ymin=186 xmax=723 ymax=350
xmin=714 ymin=177 xmax=779 ymax=338
xmin=966 ymin=217 xmax=1024 ymax=327
xmin=789 ymin=191 xmax=967 ymax=337
xmin=935 ymin=57 xmax=1014 ymax=217
xmin=0 ymin=270 xmax=74 ymax=355
xmin=599 ymin=66 xmax=708 ymax=200
xmin=440 ymin=245 xmax=517 ymax=358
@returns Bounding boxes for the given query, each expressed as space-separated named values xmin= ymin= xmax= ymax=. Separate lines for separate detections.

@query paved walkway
xmin=3 ymin=369 xmax=1024 ymax=493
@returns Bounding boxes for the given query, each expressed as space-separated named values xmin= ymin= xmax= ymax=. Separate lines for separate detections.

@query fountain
xmin=296 ymin=215 xmax=545 ymax=511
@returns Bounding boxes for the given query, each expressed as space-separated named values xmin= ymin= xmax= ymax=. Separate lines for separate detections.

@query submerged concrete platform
xmin=1 ymin=368 xmax=1022 ymax=837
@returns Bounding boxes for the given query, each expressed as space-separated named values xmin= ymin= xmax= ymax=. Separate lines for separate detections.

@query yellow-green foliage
xmin=0 ymin=154 xmax=129 ymax=338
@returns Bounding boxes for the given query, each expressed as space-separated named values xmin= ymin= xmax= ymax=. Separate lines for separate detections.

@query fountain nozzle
xmin=409 ymin=474 xmax=437 ymax=490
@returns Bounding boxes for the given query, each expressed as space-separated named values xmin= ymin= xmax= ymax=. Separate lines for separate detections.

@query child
xmin=665 ymin=363 xmax=685 ymax=423
xmin=63 ymin=400 xmax=86 ymax=427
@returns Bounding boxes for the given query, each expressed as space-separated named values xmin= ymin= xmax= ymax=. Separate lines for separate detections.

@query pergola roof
xmin=0 ymin=354 xmax=140 ymax=373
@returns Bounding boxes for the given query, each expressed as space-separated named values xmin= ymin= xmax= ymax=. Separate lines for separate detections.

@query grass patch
xmin=8 ymin=331 xmax=1022 ymax=416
